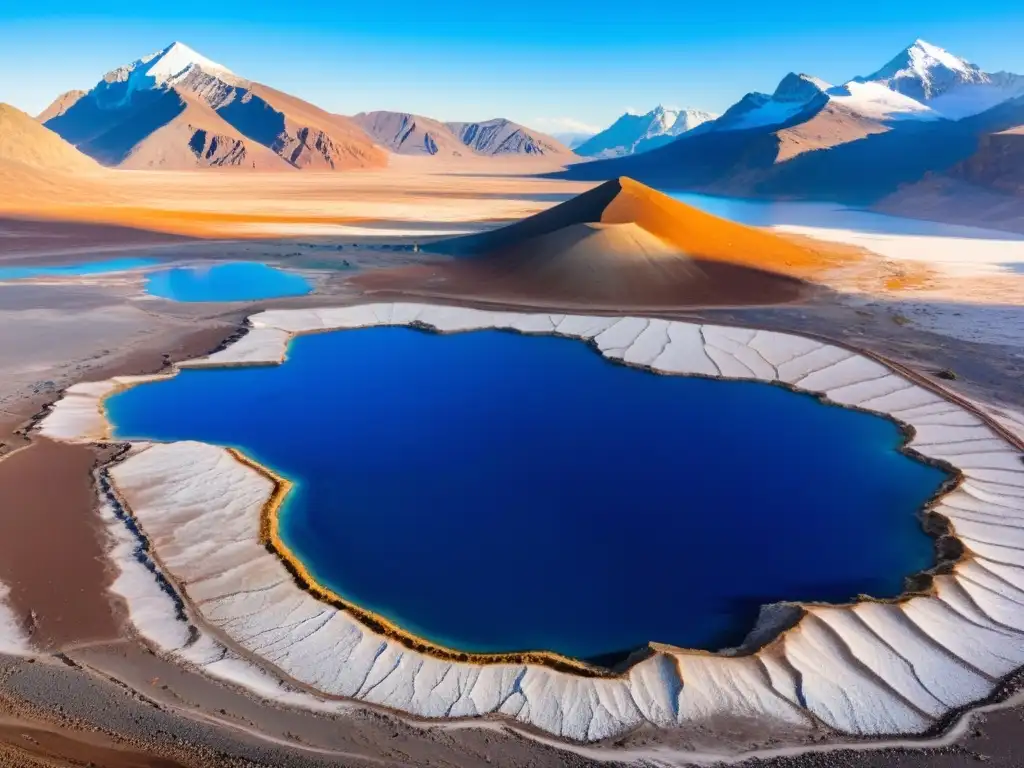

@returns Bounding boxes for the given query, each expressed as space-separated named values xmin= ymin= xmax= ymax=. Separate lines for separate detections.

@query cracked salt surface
xmin=37 ymin=304 xmax=1024 ymax=745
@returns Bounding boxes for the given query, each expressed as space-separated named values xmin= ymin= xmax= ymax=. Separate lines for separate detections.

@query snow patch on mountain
xmin=95 ymin=42 xmax=239 ymax=108
xmin=575 ymin=105 xmax=717 ymax=157
xmin=826 ymin=81 xmax=939 ymax=121
xmin=711 ymin=74 xmax=827 ymax=132
xmin=861 ymin=40 xmax=988 ymax=103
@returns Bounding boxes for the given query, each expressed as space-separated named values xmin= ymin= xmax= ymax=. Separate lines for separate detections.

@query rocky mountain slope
xmin=36 ymin=90 xmax=88 ymax=123
xmin=876 ymin=119 xmax=1024 ymax=232
xmin=444 ymin=119 xmax=570 ymax=156
xmin=43 ymin=42 xmax=386 ymax=171
xmin=351 ymin=111 xmax=468 ymax=156
xmin=950 ymin=124 xmax=1024 ymax=195
xmin=353 ymin=112 xmax=571 ymax=157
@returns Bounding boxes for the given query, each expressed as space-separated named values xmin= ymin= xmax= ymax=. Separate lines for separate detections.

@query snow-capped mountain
xmin=858 ymin=39 xmax=1024 ymax=119
xmin=558 ymin=38 xmax=1024 ymax=214
xmin=42 ymin=42 xmax=385 ymax=171
xmin=709 ymin=73 xmax=830 ymax=132
xmin=861 ymin=39 xmax=987 ymax=102
xmin=699 ymin=40 xmax=1023 ymax=136
xmin=93 ymin=42 xmax=240 ymax=109
xmin=575 ymin=106 xmax=717 ymax=157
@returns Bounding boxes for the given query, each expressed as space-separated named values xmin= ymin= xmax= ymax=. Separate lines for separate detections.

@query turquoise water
xmin=0 ymin=258 xmax=312 ymax=302
xmin=144 ymin=262 xmax=312 ymax=302
xmin=0 ymin=257 xmax=160 ymax=279
xmin=106 ymin=327 xmax=947 ymax=660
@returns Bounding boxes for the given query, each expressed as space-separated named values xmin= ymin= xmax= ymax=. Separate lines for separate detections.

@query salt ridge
xmin=38 ymin=303 xmax=1024 ymax=748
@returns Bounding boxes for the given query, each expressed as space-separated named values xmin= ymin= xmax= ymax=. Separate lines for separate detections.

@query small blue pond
xmin=0 ymin=259 xmax=312 ymax=302
xmin=105 ymin=327 xmax=948 ymax=660
xmin=145 ymin=263 xmax=312 ymax=302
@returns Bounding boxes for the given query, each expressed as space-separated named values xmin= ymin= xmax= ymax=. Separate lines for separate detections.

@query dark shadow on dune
xmin=351 ymin=256 xmax=809 ymax=309
xmin=425 ymin=182 xmax=624 ymax=258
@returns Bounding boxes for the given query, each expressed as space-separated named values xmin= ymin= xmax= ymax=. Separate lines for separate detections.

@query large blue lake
xmin=105 ymin=327 xmax=947 ymax=660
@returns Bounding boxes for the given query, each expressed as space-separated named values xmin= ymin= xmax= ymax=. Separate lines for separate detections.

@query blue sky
xmin=2 ymin=0 xmax=1023 ymax=134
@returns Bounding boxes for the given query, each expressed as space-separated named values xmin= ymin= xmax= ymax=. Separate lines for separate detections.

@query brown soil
xmin=0 ymin=322 xmax=241 ymax=650
xmin=0 ymin=217 xmax=191 ymax=259
xmin=0 ymin=439 xmax=119 ymax=649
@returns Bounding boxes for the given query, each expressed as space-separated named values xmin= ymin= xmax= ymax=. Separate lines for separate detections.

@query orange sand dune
xmin=428 ymin=177 xmax=850 ymax=279
xmin=0 ymin=104 xmax=100 ymax=174
xmin=355 ymin=177 xmax=816 ymax=308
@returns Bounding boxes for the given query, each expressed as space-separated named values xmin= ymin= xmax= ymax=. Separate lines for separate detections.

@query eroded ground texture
xmin=27 ymin=303 xmax=1024 ymax=750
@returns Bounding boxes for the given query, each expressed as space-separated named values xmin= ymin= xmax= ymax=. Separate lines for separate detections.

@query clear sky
xmin=2 ymin=0 xmax=1023 ymax=135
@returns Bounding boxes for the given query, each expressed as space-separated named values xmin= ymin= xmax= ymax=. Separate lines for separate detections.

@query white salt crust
xmin=0 ymin=582 xmax=31 ymax=655
xmin=39 ymin=304 xmax=1024 ymax=743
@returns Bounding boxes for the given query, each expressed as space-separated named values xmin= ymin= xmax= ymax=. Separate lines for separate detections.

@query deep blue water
xmin=0 ymin=257 xmax=160 ymax=279
xmin=106 ymin=327 xmax=947 ymax=659
xmin=144 ymin=262 xmax=312 ymax=302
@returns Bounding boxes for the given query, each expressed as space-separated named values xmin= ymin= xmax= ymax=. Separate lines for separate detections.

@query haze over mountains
xmin=557 ymin=39 xmax=1024 ymax=215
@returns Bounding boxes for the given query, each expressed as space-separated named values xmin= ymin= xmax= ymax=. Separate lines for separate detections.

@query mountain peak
xmin=94 ymin=42 xmax=237 ymax=108
xmin=772 ymin=72 xmax=831 ymax=103
xmin=575 ymin=105 xmax=716 ymax=158
xmin=904 ymin=39 xmax=972 ymax=74
xmin=863 ymin=39 xmax=986 ymax=101
xmin=145 ymin=41 xmax=233 ymax=84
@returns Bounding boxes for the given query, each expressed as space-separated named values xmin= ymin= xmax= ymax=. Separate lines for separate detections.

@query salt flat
xmin=773 ymin=224 xmax=1024 ymax=277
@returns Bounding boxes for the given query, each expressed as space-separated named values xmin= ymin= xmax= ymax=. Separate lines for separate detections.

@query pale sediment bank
xmin=32 ymin=302 xmax=1024 ymax=749
xmin=0 ymin=582 xmax=31 ymax=655
xmin=771 ymin=224 xmax=1024 ymax=278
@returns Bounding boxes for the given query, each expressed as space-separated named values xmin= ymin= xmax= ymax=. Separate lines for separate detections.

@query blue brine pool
xmin=105 ymin=327 xmax=948 ymax=660
xmin=144 ymin=262 xmax=312 ymax=302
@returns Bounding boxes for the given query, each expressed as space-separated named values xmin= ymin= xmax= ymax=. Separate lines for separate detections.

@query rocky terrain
xmin=43 ymin=42 xmax=388 ymax=171
xmin=354 ymin=111 xmax=571 ymax=157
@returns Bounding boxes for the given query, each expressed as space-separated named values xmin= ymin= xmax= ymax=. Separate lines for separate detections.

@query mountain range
xmin=557 ymin=40 xmax=1024 ymax=211
xmin=574 ymin=106 xmax=718 ymax=158
xmin=351 ymin=111 xmax=569 ymax=157
xmin=35 ymin=42 xmax=572 ymax=171
xmin=6 ymin=37 xmax=1023 ymax=229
